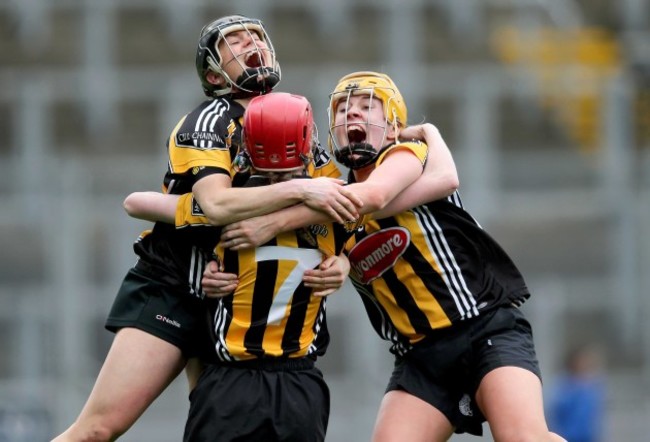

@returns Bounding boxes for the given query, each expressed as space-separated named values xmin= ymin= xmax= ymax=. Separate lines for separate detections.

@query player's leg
xmin=476 ymin=366 xmax=566 ymax=442
xmin=371 ymin=390 xmax=454 ymax=442
xmin=52 ymin=328 xmax=186 ymax=442
xmin=473 ymin=306 xmax=566 ymax=442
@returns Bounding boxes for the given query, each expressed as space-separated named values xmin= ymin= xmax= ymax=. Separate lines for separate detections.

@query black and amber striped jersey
xmin=132 ymin=97 xmax=245 ymax=296
xmin=345 ymin=144 xmax=530 ymax=356
xmin=207 ymin=185 xmax=360 ymax=361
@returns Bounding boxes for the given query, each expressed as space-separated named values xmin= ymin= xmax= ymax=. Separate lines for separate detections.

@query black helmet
xmin=195 ymin=15 xmax=281 ymax=98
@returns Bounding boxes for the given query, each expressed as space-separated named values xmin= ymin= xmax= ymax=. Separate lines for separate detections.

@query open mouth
xmin=244 ymin=52 xmax=264 ymax=68
xmin=347 ymin=125 xmax=367 ymax=144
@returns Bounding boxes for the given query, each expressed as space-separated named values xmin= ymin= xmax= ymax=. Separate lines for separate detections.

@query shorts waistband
xmin=214 ymin=356 xmax=316 ymax=371
xmin=414 ymin=305 xmax=520 ymax=350
xmin=415 ymin=307 xmax=501 ymax=347
xmin=132 ymin=261 xmax=186 ymax=288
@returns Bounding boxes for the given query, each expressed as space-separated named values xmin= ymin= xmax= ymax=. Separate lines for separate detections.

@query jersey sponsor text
xmin=348 ymin=227 xmax=410 ymax=283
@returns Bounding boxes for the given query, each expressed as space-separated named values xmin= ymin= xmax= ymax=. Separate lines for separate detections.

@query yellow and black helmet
xmin=329 ymin=71 xmax=407 ymax=128
xmin=328 ymin=71 xmax=407 ymax=169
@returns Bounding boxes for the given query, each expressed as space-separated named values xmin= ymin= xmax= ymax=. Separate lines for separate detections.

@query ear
xmin=385 ymin=121 xmax=399 ymax=142
xmin=206 ymin=70 xmax=225 ymax=87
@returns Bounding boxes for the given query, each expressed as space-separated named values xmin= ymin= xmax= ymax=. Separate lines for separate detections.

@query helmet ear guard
xmin=196 ymin=15 xmax=281 ymax=98
xmin=328 ymin=71 xmax=407 ymax=170
xmin=243 ymin=92 xmax=314 ymax=172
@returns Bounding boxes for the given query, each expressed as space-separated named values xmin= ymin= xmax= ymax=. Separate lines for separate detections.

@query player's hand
xmin=201 ymin=260 xmax=239 ymax=298
xmin=300 ymin=177 xmax=363 ymax=224
xmin=303 ymin=254 xmax=350 ymax=297
xmin=220 ymin=215 xmax=278 ymax=250
xmin=398 ymin=123 xmax=438 ymax=143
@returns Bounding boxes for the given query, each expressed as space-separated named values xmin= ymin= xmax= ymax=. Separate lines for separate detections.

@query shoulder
xmin=184 ymin=98 xmax=233 ymax=125
xmin=377 ymin=141 xmax=427 ymax=166
xmin=171 ymin=98 xmax=244 ymax=150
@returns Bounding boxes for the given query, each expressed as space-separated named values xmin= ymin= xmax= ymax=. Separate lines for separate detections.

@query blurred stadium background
xmin=0 ymin=0 xmax=649 ymax=440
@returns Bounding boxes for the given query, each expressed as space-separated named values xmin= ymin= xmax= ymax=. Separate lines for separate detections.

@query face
xmin=332 ymin=94 xmax=395 ymax=153
xmin=217 ymin=29 xmax=273 ymax=82
xmin=265 ymin=170 xmax=304 ymax=184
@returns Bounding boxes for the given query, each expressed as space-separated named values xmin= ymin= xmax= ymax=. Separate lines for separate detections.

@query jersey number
xmin=255 ymin=246 xmax=322 ymax=325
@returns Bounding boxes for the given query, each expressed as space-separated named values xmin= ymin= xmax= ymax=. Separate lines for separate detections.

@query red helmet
xmin=244 ymin=92 xmax=314 ymax=172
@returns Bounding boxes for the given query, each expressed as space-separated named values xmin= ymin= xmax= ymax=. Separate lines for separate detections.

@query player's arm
xmin=344 ymin=148 xmax=424 ymax=213
xmin=220 ymin=147 xmax=424 ymax=249
xmin=192 ymin=173 xmax=362 ymax=226
xmin=372 ymin=123 xmax=459 ymax=219
xmin=123 ymin=191 xmax=178 ymax=223
xmin=123 ymin=173 xmax=363 ymax=228
xmin=122 ymin=183 xmax=351 ymax=228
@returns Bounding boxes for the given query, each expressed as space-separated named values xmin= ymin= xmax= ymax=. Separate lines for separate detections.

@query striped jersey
xmin=345 ymin=143 xmax=530 ymax=356
xmin=205 ymin=177 xmax=360 ymax=362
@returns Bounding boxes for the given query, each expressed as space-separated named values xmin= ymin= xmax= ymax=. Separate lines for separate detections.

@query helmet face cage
xmin=243 ymin=93 xmax=314 ymax=173
xmin=196 ymin=15 xmax=281 ymax=97
xmin=327 ymin=71 xmax=407 ymax=170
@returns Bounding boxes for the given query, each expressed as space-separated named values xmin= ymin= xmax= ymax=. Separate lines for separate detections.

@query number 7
xmin=255 ymin=246 xmax=323 ymax=326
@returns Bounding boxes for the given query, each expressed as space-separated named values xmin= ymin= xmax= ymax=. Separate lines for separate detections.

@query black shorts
xmin=184 ymin=358 xmax=330 ymax=442
xmin=386 ymin=306 xmax=541 ymax=436
xmin=105 ymin=266 xmax=212 ymax=358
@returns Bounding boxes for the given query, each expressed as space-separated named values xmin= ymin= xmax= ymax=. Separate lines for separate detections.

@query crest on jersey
xmin=191 ymin=196 xmax=205 ymax=216
xmin=347 ymin=227 xmax=410 ymax=283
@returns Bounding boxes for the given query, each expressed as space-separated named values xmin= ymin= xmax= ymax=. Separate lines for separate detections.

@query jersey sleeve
xmin=175 ymin=193 xmax=212 ymax=228
xmin=376 ymin=141 xmax=428 ymax=169
xmin=168 ymin=101 xmax=239 ymax=175
xmin=364 ymin=141 xmax=427 ymax=222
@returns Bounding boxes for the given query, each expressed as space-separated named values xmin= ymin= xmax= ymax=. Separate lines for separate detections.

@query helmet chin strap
xmin=334 ymin=143 xmax=377 ymax=170
xmin=233 ymin=67 xmax=280 ymax=96
xmin=335 ymin=142 xmax=397 ymax=170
